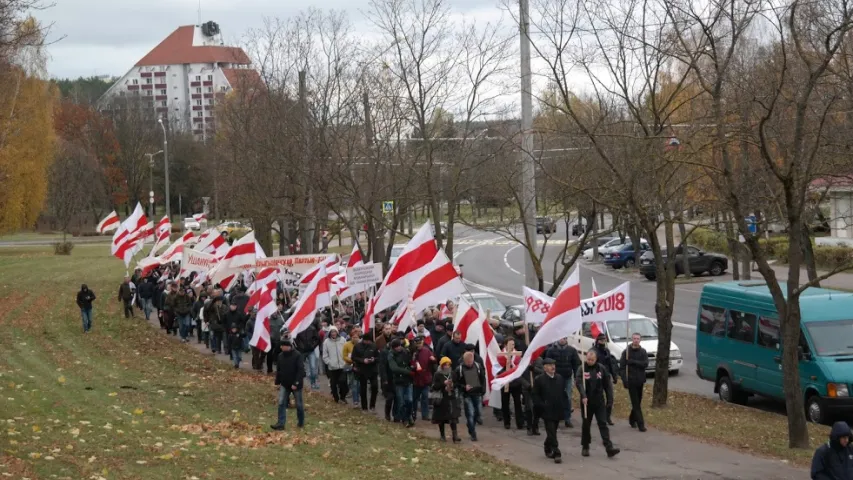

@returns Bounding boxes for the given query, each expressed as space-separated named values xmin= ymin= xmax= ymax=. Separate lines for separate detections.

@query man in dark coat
xmin=811 ymin=421 xmax=853 ymax=480
xmin=138 ymin=277 xmax=156 ymax=320
xmin=271 ymin=339 xmax=305 ymax=430
xmin=352 ymin=332 xmax=380 ymax=411
xmin=593 ymin=333 xmax=618 ymax=425
xmin=545 ymin=337 xmax=581 ymax=427
xmin=205 ymin=296 xmax=225 ymax=354
xmin=378 ymin=335 xmax=397 ymax=421
xmin=619 ymin=333 xmax=649 ymax=431
xmin=439 ymin=330 xmax=467 ymax=368
xmin=117 ymin=276 xmax=134 ymax=318
xmin=533 ymin=358 xmax=566 ymax=463
xmin=576 ymin=350 xmax=620 ymax=458
xmin=388 ymin=339 xmax=414 ymax=427
xmin=76 ymin=284 xmax=96 ymax=333
xmin=224 ymin=302 xmax=246 ymax=368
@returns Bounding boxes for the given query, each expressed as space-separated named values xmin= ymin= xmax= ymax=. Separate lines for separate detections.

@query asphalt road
xmin=451 ymin=222 xmax=713 ymax=397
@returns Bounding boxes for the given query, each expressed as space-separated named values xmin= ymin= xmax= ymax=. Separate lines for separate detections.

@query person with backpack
xmin=453 ymin=351 xmax=486 ymax=442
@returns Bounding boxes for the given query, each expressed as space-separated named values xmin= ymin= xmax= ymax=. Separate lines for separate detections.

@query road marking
xmin=503 ymin=244 xmax=523 ymax=275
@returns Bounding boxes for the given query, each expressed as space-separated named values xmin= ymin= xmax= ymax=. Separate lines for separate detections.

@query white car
xmin=389 ymin=244 xmax=406 ymax=266
xmin=183 ymin=217 xmax=201 ymax=231
xmin=461 ymin=292 xmax=506 ymax=320
xmin=583 ymin=238 xmax=648 ymax=261
xmin=569 ymin=313 xmax=682 ymax=375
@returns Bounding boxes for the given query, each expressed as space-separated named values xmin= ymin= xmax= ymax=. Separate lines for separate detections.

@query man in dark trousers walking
xmin=620 ymin=333 xmax=649 ymax=432
xmin=576 ymin=350 xmax=620 ymax=458
xmin=533 ymin=358 xmax=566 ymax=463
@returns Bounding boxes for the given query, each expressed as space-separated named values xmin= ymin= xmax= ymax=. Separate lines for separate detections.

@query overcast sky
xmin=37 ymin=0 xmax=505 ymax=79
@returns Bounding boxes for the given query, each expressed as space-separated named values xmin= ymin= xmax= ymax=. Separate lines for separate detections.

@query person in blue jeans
xmin=76 ymin=284 xmax=97 ymax=333
xmin=387 ymin=339 xmax=415 ymax=427
xmin=271 ymin=339 xmax=305 ymax=430
xmin=454 ymin=351 xmax=486 ymax=441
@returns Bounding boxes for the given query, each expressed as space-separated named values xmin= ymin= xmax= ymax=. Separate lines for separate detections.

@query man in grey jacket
xmin=322 ymin=326 xmax=349 ymax=403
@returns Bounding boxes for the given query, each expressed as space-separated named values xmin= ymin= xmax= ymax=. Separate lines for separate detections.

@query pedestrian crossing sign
xmin=382 ymin=201 xmax=394 ymax=213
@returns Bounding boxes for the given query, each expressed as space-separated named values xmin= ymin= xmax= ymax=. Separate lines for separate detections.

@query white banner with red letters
xmin=523 ymin=281 xmax=630 ymax=326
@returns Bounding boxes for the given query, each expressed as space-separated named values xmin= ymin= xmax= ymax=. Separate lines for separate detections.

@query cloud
xmin=37 ymin=0 xmax=501 ymax=78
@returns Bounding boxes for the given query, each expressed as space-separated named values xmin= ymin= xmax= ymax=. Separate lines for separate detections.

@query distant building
xmin=99 ymin=21 xmax=260 ymax=141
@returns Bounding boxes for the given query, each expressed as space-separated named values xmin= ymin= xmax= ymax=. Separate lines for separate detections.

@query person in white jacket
xmin=322 ymin=327 xmax=349 ymax=403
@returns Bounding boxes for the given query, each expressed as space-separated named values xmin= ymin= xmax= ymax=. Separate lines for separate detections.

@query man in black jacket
xmin=224 ymin=302 xmax=246 ymax=368
xmin=440 ymin=330 xmax=467 ymax=368
xmin=271 ymin=339 xmax=305 ymax=430
xmin=811 ymin=421 xmax=853 ymax=480
xmin=352 ymin=333 xmax=380 ymax=411
xmin=117 ymin=276 xmax=134 ymax=318
xmin=76 ymin=284 xmax=97 ymax=333
xmin=295 ymin=321 xmax=321 ymax=390
xmin=620 ymin=333 xmax=649 ymax=432
xmin=545 ymin=337 xmax=581 ymax=427
xmin=138 ymin=277 xmax=156 ymax=320
xmin=533 ymin=358 xmax=566 ymax=464
xmin=593 ymin=333 xmax=618 ymax=425
xmin=388 ymin=339 xmax=414 ymax=426
xmin=576 ymin=350 xmax=620 ymax=458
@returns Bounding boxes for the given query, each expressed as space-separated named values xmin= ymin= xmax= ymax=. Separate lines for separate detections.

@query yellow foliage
xmin=0 ymin=67 xmax=57 ymax=234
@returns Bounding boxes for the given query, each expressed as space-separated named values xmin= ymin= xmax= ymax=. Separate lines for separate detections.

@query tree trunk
xmin=782 ymin=222 xmax=810 ymax=448
xmin=724 ymin=212 xmax=740 ymax=281
xmin=801 ymin=223 xmax=819 ymax=285
xmin=678 ymin=219 xmax=691 ymax=279
xmin=254 ymin=218 xmax=273 ymax=257
xmin=651 ymin=218 xmax=676 ymax=408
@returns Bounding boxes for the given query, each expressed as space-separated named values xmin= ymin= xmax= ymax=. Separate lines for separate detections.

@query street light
xmin=144 ymin=150 xmax=164 ymax=218
xmin=157 ymin=118 xmax=170 ymax=223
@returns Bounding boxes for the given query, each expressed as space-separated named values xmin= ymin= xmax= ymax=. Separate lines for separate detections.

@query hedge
xmin=688 ymin=228 xmax=853 ymax=271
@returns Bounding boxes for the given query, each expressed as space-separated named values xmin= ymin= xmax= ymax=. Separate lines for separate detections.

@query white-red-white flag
xmin=371 ymin=222 xmax=437 ymax=313
xmin=96 ymin=210 xmax=120 ymax=234
xmin=362 ymin=296 xmax=377 ymax=333
xmin=194 ymin=228 xmax=229 ymax=258
xmin=492 ymin=266 xmax=582 ymax=389
xmin=209 ymin=232 xmax=257 ymax=287
xmin=409 ymin=249 xmax=465 ymax=314
xmin=592 ymin=278 xmax=599 ymax=297
xmin=454 ymin=296 xmax=485 ymax=345
xmin=406 ymin=328 xmax=432 ymax=347
xmin=347 ymin=242 xmax=364 ymax=269
xmin=480 ymin=320 xmax=502 ymax=407
xmin=523 ymin=287 xmax=555 ymax=326
xmin=245 ymin=267 xmax=279 ymax=313
xmin=112 ymin=203 xmax=149 ymax=265
xmin=249 ymin=277 xmax=278 ymax=352
xmin=192 ymin=213 xmax=207 ymax=222
xmin=285 ymin=264 xmax=332 ymax=337
xmin=300 ymin=255 xmax=340 ymax=285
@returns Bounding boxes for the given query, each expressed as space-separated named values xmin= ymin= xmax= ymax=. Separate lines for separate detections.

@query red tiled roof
xmin=222 ymin=68 xmax=263 ymax=89
xmin=135 ymin=26 xmax=251 ymax=67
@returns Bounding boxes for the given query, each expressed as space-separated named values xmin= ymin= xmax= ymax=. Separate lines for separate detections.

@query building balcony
xmin=141 ymin=84 xmax=153 ymax=90
xmin=204 ymin=117 xmax=214 ymax=122
xmin=154 ymin=83 xmax=166 ymax=89
xmin=202 ymin=81 xmax=213 ymax=86
xmin=203 ymin=93 xmax=213 ymax=99
xmin=191 ymin=94 xmax=202 ymax=99
xmin=193 ymin=129 xmax=203 ymax=135
xmin=140 ymin=72 xmax=152 ymax=78
xmin=127 ymin=85 xmax=139 ymax=90
xmin=192 ymin=106 xmax=202 ymax=111
xmin=190 ymin=81 xmax=201 ymax=87
xmin=192 ymin=117 xmax=203 ymax=123
xmin=154 ymin=71 xmax=166 ymax=77
xmin=155 ymin=95 xmax=167 ymax=100
xmin=156 ymin=107 xmax=168 ymax=113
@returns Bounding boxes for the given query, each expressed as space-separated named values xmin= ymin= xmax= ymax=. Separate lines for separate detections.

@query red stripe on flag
xmin=221 ymin=242 xmax=254 ymax=261
xmin=455 ymin=307 xmax=479 ymax=343
xmin=541 ymin=283 xmax=580 ymax=326
xmin=385 ymin=241 xmax=437 ymax=285
xmin=495 ymin=345 xmax=547 ymax=380
xmin=411 ymin=262 xmax=458 ymax=300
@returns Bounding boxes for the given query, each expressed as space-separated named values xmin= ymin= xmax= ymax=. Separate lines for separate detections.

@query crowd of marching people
xmin=77 ymin=261 xmax=662 ymax=463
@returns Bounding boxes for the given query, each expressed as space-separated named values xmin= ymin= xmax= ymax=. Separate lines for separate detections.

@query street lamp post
xmin=157 ymin=118 xmax=170 ymax=222
xmin=144 ymin=150 xmax=164 ymax=219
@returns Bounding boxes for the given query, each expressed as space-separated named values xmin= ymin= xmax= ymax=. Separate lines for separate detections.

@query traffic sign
xmin=382 ymin=201 xmax=394 ymax=213
xmin=745 ymin=215 xmax=757 ymax=234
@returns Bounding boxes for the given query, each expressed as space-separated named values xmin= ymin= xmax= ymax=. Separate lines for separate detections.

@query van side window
xmin=581 ymin=322 xmax=592 ymax=338
xmin=728 ymin=310 xmax=757 ymax=343
xmin=756 ymin=316 xmax=780 ymax=349
xmin=699 ymin=305 xmax=726 ymax=337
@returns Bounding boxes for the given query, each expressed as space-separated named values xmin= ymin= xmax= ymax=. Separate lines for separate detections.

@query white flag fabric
xmin=523 ymin=287 xmax=555 ymax=326
xmin=371 ymin=222 xmax=437 ymax=313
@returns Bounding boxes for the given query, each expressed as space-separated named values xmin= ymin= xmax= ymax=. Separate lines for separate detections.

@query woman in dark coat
xmin=431 ymin=356 xmax=461 ymax=442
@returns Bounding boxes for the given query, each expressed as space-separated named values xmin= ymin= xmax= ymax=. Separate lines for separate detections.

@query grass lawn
xmin=0 ymin=246 xmax=540 ymax=480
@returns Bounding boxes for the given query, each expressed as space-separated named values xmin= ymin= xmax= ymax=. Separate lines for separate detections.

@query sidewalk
xmin=140 ymin=313 xmax=806 ymax=480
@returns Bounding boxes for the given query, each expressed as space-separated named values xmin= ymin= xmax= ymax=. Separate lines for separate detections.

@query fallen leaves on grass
xmin=169 ymin=421 xmax=327 ymax=449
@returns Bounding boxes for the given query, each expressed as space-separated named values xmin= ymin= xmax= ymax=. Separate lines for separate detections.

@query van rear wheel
xmin=806 ymin=394 xmax=824 ymax=424
xmin=718 ymin=375 xmax=746 ymax=405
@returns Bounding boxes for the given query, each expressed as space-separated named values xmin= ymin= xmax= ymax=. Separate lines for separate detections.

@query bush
xmin=813 ymin=246 xmax=853 ymax=271
xmin=690 ymin=228 xmax=730 ymax=255
xmin=53 ymin=241 xmax=74 ymax=255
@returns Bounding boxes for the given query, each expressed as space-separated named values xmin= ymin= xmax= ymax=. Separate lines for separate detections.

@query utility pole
xmin=158 ymin=118 xmax=171 ymax=222
xmin=299 ymin=71 xmax=314 ymax=254
xmin=519 ymin=0 xmax=538 ymax=289
xmin=144 ymin=150 xmax=163 ymax=219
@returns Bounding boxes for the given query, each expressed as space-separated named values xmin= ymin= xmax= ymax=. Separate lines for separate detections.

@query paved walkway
xmin=139 ymin=312 xmax=806 ymax=480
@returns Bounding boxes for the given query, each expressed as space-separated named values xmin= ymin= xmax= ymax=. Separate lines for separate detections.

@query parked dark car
xmin=571 ymin=222 xmax=585 ymax=236
xmin=535 ymin=216 xmax=556 ymax=234
xmin=603 ymin=242 xmax=650 ymax=269
xmin=638 ymin=245 xmax=728 ymax=280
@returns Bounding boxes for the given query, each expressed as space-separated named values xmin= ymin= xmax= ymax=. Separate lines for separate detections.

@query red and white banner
xmin=257 ymin=254 xmax=332 ymax=287
xmin=112 ymin=203 xmax=149 ymax=266
xmin=209 ymin=231 xmax=258 ymax=287
xmin=454 ymin=296 xmax=485 ymax=345
xmin=96 ymin=210 xmax=120 ymax=234
xmin=249 ymin=277 xmax=278 ymax=353
xmin=299 ymin=255 xmax=340 ymax=285
xmin=409 ymin=249 xmax=464 ymax=314
xmin=192 ymin=213 xmax=207 ymax=222
xmin=180 ymin=249 xmax=217 ymax=277
xmin=493 ymin=267 xmax=582 ymax=389
xmin=362 ymin=296 xmax=377 ymax=333
xmin=522 ymin=281 xmax=630 ymax=332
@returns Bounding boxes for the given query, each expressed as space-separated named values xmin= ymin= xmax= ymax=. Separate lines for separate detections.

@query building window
xmin=195 ymin=87 xmax=202 ymax=94
xmin=161 ymin=100 xmax=167 ymax=107
xmin=160 ymin=89 xmax=167 ymax=95
xmin=207 ymin=86 xmax=213 ymax=93
xmin=195 ymin=75 xmax=201 ymax=81
xmin=207 ymin=74 xmax=213 ymax=81
xmin=133 ymin=90 xmax=140 ymax=95
xmin=208 ymin=98 xmax=214 ymax=105
xmin=195 ymin=99 xmax=202 ymax=106
xmin=145 ymin=78 xmax=152 ymax=84
xmin=132 ymin=79 xmax=138 ymax=85
xmin=146 ymin=90 xmax=152 ymax=96
xmin=197 ymin=111 xmax=203 ymax=117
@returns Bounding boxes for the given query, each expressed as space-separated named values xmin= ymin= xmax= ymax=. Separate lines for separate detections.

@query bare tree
xmin=47 ymin=139 xmax=90 ymax=242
